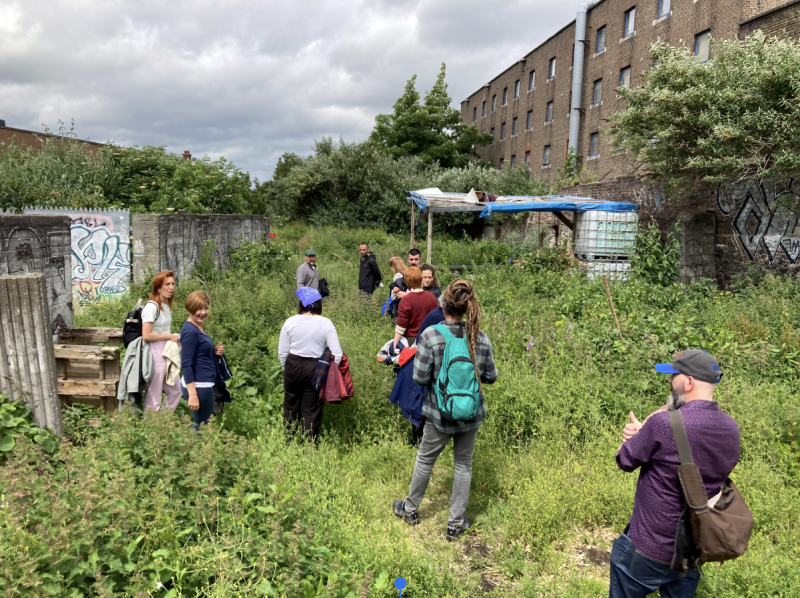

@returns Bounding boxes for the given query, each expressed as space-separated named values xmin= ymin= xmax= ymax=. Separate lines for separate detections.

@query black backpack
xmin=123 ymin=300 xmax=160 ymax=348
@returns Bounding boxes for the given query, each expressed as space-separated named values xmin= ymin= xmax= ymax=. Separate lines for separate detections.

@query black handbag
xmin=318 ymin=278 xmax=330 ymax=298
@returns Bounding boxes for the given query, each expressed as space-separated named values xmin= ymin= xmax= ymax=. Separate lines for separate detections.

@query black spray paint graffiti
xmin=717 ymin=179 xmax=800 ymax=265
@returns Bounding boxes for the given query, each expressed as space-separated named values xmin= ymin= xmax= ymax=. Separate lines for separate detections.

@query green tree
xmin=611 ymin=32 xmax=800 ymax=195
xmin=370 ymin=64 xmax=493 ymax=168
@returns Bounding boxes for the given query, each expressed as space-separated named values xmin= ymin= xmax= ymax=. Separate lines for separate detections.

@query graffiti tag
xmin=717 ymin=179 xmax=800 ymax=265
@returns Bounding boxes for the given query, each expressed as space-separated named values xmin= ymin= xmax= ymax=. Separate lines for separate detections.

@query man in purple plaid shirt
xmin=611 ymin=350 xmax=740 ymax=598
xmin=393 ymin=280 xmax=498 ymax=542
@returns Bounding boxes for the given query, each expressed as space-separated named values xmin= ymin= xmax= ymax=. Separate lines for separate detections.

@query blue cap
xmin=304 ymin=249 xmax=316 ymax=256
xmin=296 ymin=287 xmax=322 ymax=307
xmin=655 ymin=349 xmax=723 ymax=384
xmin=654 ymin=363 xmax=681 ymax=375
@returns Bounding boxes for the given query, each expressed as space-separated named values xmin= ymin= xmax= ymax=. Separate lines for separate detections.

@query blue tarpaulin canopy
xmin=406 ymin=188 xmax=638 ymax=263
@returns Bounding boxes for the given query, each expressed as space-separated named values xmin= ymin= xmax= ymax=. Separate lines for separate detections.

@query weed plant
xmin=1 ymin=225 xmax=798 ymax=596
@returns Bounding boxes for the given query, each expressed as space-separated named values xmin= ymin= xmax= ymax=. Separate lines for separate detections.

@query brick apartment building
xmin=461 ymin=0 xmax=799 ymax=184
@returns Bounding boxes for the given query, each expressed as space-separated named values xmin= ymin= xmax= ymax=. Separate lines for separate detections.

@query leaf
xmin=152 ymin=548 xmax=171 ymax=559
xmin=245 ymin=492 xmax=264 ymax=504
xmin=0 ymin=434 xmax=15 ymax=451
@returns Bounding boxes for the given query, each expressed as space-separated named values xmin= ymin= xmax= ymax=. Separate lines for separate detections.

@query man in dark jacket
xmin=358 ymin=242 xmax=382 ymax=296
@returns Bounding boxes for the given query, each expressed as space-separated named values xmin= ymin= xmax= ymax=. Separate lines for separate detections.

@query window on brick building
xmin=482 ymin=101 xmax=486 ymax=117
xmin=499 ymin=160 xmax=504 ymax=170
xmin=597 ymin=25 xmax=606 ymax=52
xmin=695 ymin=30 xmax=711 ymax=63
xmin=593 ymin=79 xmax=603 ymax=104
xmin=492 ymin=95 xmax=496 ymax=111
xmin=490 ymin=127 xmax=495 ymax=141
xmin=658 ymin=0 xmax=670 ymax=18
xmin=525 ymin=151 xmax=531 ymax=166
xmin=512 ymin=117 xmax=518 ymax=135
xmin=503 ymin=87 xmax=508 ymax=105
xmin=543 ymin=145 xmax=551 ymax=165
xmin=620 ymin=66 xmax=631 ymax=88
xmin=514 ymin=80 xmax=520 ymax=98
xmin=511 ymin=155 xmax=516 ymax=167
xmin=590 ymin=132 xmax=600 ymax=156
xmin=529 ymin=70 xmax=535 ymax=90
xmin=473 ymin=107 xmax=477 ymax=122
xmin=527 ymin=110 xmax=533 ymax=129
xmin=624 ymin=7 xmax=635 ymax=37
xmin=549 ymin=57 xmax=556 ymax=78
xmin=546 ymin=101 xmax=553 ymax=122
xmin=501 ymin=122 xmax=506 ymax=139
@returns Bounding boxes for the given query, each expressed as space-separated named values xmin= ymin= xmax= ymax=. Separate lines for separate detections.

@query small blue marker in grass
xmin=394 ymin=577 xmax=407 ymax=597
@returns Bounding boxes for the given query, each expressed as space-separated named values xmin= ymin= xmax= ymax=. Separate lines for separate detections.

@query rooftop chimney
xmin=0 ymin=120 xmax=6 ymax=128
xmin=182 ymin=150 xmax=191 ymax=161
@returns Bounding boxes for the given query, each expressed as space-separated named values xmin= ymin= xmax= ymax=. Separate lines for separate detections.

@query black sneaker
xmin=393 ymin=499 xmax=419 ymax=526
xmin=446 ymin=514 xmax=470 ymax=541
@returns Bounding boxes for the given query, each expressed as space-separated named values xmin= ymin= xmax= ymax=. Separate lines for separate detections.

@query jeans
xmin=181 ymin=384 xmax=215 ymax=430
xmin=404 ymin=419 xmax=479 ymax=528
xmin=609 ymin=533 xmax=701 ymax=598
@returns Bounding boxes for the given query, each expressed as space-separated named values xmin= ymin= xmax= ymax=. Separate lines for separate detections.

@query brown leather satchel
xmin=669 ymin=409 xmax=753 ymax=567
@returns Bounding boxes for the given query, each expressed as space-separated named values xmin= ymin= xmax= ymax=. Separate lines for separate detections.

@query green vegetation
xmin=2 ymin=226 xmax=799 ymax=596
xmin=370 ymin=63 xmax=493 ymax=168
xmin=0 ymin=122 xmax=261 ymax=214
xmin=611 ymin=32 xmax=800 ymax=198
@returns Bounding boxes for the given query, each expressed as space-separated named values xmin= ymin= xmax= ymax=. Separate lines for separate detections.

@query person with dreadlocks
xmin=393 ymin=279 xmax=498 ymax=541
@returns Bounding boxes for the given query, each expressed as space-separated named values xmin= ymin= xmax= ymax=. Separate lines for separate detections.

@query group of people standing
xmin=131 ymin=271 xmax=228 ymax=431
xmin=293 ymin=243 xmax=498 ymax=541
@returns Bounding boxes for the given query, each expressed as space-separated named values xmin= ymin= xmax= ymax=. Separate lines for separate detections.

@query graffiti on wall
xmin=0 ymin=217 xmax=73 ymax=332
xmin=24 ymin=208 xmax=131 ymax=309
xmin=717 ymin=178 xmax=800 ymax=265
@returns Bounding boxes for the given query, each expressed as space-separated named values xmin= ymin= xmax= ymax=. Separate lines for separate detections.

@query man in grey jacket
xmin=296 ymin=249 xmax=319 ymax=290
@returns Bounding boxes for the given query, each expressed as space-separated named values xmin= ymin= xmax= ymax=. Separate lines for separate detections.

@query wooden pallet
xmin=58 ymin=327 xmax=124 ymax=346
xmin=54 ymin=344 xmax=121 ymax=413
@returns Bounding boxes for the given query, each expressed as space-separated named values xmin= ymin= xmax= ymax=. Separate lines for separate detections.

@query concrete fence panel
xmin=24 ymin=207 xmax=131 ymax=313
xmin=0 ymin=214 xmax=73 ymax=333
xmin=0 ymin=274 xmax=62 ymax=434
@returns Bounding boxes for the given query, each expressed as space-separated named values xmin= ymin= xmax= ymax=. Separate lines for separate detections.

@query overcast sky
xmin=0 ymin=0 xmax=580 ymax=181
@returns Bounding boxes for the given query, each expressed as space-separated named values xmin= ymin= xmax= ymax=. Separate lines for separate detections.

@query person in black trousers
xmin=278 ymin=287 xmax=343 ymax=438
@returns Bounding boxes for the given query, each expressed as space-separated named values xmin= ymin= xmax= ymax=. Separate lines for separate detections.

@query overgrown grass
xmin=2 ymin=225 xmax=798 ymax=597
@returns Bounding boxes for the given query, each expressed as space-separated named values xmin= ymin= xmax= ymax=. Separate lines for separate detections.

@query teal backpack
xmin=432 ymin=324 xmax=481 ymax=421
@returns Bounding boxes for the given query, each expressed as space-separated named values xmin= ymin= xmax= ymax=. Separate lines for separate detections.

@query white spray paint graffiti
xmin=716 ymin=179 xmax=800 ymax=265
xmin=24 ymin=208 xmax=131 ymax=310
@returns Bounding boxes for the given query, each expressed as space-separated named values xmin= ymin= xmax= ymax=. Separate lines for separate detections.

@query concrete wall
xmin=568 ymin=176 xmax=800 ymax=286
xmin=132 ymin=213 xmax=269 ymax=283
xmin=0 ymin=215 xmax=73 ymax=332
xmin=24 ymin=208 xmax=131 ymax=312
xmin=0 ymin=274 xmax=62 ymax=433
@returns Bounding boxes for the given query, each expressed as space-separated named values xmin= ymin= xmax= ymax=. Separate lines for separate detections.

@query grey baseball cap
xmin=304 ymin=249 xmax=316 ymax=256
xmin=655 ymin=349 xmax=723 ymax=384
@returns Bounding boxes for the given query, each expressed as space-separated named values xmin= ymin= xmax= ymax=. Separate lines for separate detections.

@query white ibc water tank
xmin=586 ymin=260 xmax=631 ymax=281
xmin=574 ymin=211 xmax=638 ymax=260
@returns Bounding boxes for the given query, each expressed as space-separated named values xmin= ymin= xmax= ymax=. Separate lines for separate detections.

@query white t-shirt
xmin=278 ymin=314 xmax=343 ymax=368
xmin=141 ymin=301 xmax=172 ymax=335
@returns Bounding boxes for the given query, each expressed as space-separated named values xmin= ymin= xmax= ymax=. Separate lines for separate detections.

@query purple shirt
xmin=616 ymin=400 xmax=740 ymax=563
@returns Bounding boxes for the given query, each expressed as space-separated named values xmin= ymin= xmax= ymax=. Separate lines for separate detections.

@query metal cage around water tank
xmin=574 ymin=210 xmax=639 ymax=260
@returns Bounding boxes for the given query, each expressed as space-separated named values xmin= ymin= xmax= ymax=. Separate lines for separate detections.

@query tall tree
xmin=611 ymin=32 xmax=800 ymax=196
xmin=370 ymin=64 xmax=493 ymax=168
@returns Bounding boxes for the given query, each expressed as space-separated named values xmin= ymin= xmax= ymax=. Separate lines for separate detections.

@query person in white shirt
xmin=141 ymin=271 xmax=182 ymax=413
xmin=278 ymin=287 xmax=342 ymax=438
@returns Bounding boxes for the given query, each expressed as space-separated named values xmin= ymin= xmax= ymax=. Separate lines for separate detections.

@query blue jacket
xmin=418 ymin=307 xmax=445 ymax=338
xmin=180 ymin=321 xmax=218 ymax=385
xmin=389 ymin=357 xmax=426 ymax=428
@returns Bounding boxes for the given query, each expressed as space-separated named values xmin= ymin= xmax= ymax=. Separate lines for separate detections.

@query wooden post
xmin=603 ymin=274 xmax=623 ymax=340
xmin=427 ymin=210 xmax=433 ymax=264
xmin=410 ymin=201 xmax=416 ymax=248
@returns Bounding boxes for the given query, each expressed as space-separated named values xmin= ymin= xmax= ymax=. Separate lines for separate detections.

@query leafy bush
xmin=629 ymin=220 xmax=681 ymax=286
xmin=0 ymin=393 xmax=58 ymax=459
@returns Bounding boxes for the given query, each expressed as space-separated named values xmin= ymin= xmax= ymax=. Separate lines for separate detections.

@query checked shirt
xmin=413 ymin=320 xmax=498 ymax=434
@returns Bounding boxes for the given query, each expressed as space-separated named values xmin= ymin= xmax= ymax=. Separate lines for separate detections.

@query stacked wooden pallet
xmin=55 ymin=327 xmax=123 ymax=413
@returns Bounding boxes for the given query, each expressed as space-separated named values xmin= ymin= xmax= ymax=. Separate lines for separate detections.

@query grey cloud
xmin=0 ymin=0 xmax=580 ymax=181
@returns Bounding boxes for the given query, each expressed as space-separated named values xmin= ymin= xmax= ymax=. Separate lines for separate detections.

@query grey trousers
xmin=404 ymin=419 xmax=479 ymax=527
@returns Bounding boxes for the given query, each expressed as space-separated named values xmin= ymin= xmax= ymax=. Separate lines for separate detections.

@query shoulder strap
xmin=669 ymin=409 xmax=694 ymax=465
xmin=433 ymin=323 xmax=455 ymax=342
xmin=145 ymin=300 xmax=161 ymax=320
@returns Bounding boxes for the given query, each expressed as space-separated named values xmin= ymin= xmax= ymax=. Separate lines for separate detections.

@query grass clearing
xmin=1 ymin=224 xmax=798 ymax=596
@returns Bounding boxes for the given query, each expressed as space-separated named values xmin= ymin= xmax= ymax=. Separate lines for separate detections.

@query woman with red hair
xmin=141 ymin=271 xmax=182 ymax=412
